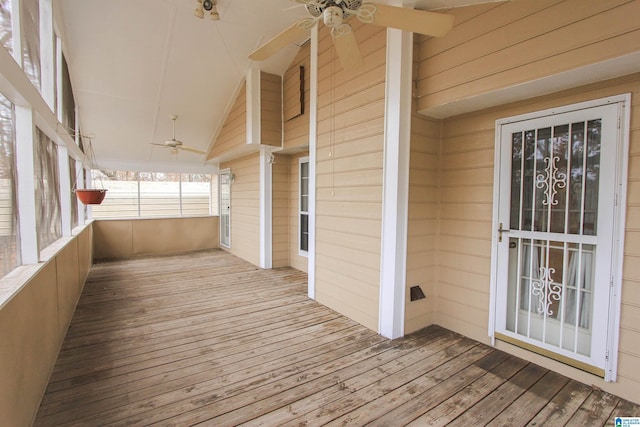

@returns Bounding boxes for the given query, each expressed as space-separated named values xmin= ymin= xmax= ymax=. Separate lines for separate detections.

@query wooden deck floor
xmin=35 ymin=250 xmax=639 ymax=426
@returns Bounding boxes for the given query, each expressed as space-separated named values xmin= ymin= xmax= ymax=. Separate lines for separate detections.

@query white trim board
xmin=378 ymin=26 xmax=413 ymax=339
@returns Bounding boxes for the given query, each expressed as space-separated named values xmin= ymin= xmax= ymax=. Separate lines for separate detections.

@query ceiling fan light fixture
xmin=323 ymin=6 xmax=344 ymax=27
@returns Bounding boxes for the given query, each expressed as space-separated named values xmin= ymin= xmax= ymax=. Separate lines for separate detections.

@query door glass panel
xmin=505 ymin=118 xmax=601 ymax=359
xmin=507 ymin=238 xmax=594 ymax=357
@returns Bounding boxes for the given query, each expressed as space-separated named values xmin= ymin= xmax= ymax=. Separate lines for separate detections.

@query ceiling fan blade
xmin=364 ymin=3 xmax=454 ymax=37
xmin=332 ymin=25 xmax=364 ymax=71
xmin=150 ymin=142 xmax=168 ymax=147
xmin=249 ymin=19 xmax=315 ymax=61
xmin=179 ymin=146 xmax=206 ymax=155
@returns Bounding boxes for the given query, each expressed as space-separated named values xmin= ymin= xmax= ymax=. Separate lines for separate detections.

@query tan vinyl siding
xmin=289 ymin=153 xmax=309 ymax=273
xmin=272 ymin=154 xmax=289 ymax=268
xmin=283 ymin=45 xmax=311 ymax=151
xmin=0 ymin=225 xmax=92 ymax=427
xmin=314 ymin=20 xmax=386 ymax=331
xmin=208 ymin=84 xmax=246 ymax=160
xmin=405 ymin=110 xmax=440 ymax=334
xmin=260 ymin=72 xmax=282 ymax=147
xmin=436 ymin=73 xmax=640 ymax=403
xmin=417 ymin=0 xmax=640 ymax=114
xmin=221 ymin=153 xmax=260 ymax=267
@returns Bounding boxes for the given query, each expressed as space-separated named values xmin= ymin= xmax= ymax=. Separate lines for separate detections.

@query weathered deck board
xmin=34 ymin=250 xmax=640 ymax=426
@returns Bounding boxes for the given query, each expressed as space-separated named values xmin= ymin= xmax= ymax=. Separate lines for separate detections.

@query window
xmin=90 ymin=170 xmax=138 ymax=218
xmin=0 ymin=93 xmax=18 ymax=278
xmin=139 ymin=172 xmax=180 ymax=218
xmin=34 ymin=128 xmax=61 ymax=251
xmin=60 ymin=52 xmax=75 ymax=133
xmin=69 ymin=157 xmax=78 ymax=229
xmin=182 ymin=173 xmax=215 ymax=216
xmin=0 ymin=0 xmax=12 ymax=55
xmin=90 ymin=170 xmax=217 ymax=219
xmin=20 ymin=0 xmax=41 ymax=90
xmin=299 ymin=157 xmax=309 ymax=255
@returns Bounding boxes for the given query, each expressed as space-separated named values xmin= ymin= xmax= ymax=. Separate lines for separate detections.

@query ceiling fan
xmin=150 ymin=115 xmax=205 ymax=155
xmin=249 ymin=0 xmax=455 ymax=70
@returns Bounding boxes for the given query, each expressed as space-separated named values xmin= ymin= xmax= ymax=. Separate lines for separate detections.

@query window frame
xmin=299 ymin=156 xmax=309 ymax=257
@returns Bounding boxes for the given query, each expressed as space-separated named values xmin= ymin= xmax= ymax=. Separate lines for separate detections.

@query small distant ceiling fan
xmin=151 ymin=115 xmax=205 ymax=155
xmin=249 ymin=0 xmax=455 ymax=70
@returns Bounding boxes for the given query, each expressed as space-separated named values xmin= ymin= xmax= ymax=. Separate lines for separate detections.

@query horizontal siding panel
xmin=317 ymin=169 xmax=383 ymax=189
xmin=439 ymin=186 xmax=493 ymax=204
xmin=421 ymin=0 xmax=628 ymax=80
xmin=440 ymin=202 xmax=493 ymax=221
xmin=317 ymin=134 xmax=384 ymax=159
xmin=318 ymin=118 xmax=384 ymax=146
xmin=316 ymin=152 xmax=383 ymax=175
xmin=316 ymin=200 xmax=382 ymax=221
xmin=316 ymin=215 xmax=381 ymax=238
xmin=440 ymin=219 xmax=491 ymax=240
xmin=210 ymin=85 xmax=247 ymax=160
xmin=316 ymin=186 xmax=382 ymax=203
xmin=420 ymin=0 xmax=559 ymax=60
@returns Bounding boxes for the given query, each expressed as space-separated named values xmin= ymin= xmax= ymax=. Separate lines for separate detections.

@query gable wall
xmin=209 ymin=83 xmax=247 ymax=160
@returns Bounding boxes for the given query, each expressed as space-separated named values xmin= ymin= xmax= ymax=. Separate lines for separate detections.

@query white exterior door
xmin=219 ymin=170 xmax=231 ymax=248
xmin=493 ymin=101 xmax=623 ymax=375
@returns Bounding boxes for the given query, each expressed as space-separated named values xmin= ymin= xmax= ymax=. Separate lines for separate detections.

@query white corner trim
xmin=378 ymin=26 xmax=413 ymax=339
xmin=307 ymin=25 xmax=319 ymax=300
xmin=259 ymin=149 xmax=273 ymax=269
xmin=246 ymin=67 xmax=261 ymax=145
xmin=606 ymin=93 xmax=631 ymax=382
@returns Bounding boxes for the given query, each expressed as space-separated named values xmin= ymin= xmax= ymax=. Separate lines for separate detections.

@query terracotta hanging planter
xmin=75 ymin=189 xmax=107 ymax=205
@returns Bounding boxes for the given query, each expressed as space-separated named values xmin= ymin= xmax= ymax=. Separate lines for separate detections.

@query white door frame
xmin=219 ymin=168 xmax=232 ymax=249
xmin=489 ymin=94 xmax=630 ymax=381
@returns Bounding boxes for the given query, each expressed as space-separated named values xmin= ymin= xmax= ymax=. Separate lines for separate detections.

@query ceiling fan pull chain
xmin=357 ymin=3 xmax=376 ymax=23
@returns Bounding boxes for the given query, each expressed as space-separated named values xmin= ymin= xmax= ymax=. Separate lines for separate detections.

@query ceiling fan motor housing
xmin=306 ymin=0 xmax=362 ymax=20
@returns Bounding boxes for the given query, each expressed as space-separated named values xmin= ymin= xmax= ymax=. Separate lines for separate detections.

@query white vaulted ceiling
xmin=56 ymin=0 xmax=506 ymax=173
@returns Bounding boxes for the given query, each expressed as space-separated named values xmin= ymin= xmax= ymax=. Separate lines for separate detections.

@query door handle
xmin=498 ymin=223 xmax=508 ymax=242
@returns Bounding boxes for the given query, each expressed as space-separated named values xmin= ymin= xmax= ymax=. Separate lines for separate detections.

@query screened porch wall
xmin=0 ymin=225 xmax=93 ymax=427
xmin=428 ymin=73 xmax=640 ymax=404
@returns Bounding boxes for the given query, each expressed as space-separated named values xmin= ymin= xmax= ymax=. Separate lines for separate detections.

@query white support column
xmin=39 ymin=0 xmax=55 ymax=111
xmin=378 ymin=25 xmax=413 ymax=339
xmin=307 ymin=24 xmax=319 ymax=300
xmin=15 ymin=106 xmax=39 ymax=263
xmin=246 ymin=67 xmax=261 ymax=145
xmin=58 ymin=145 xmax=71 ymax=236
xmin=259 ymin=148 xmax=273 ymax=269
